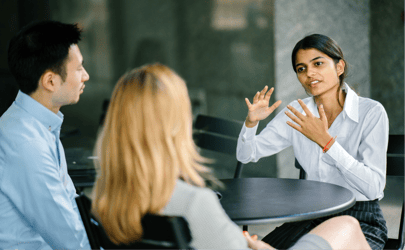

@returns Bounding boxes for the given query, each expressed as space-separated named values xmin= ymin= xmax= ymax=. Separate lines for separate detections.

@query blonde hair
xmin=92 ymin=63 xmax=211 ymax=244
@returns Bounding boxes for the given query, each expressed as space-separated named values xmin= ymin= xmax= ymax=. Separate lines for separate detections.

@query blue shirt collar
xmin=306 ymin=82 xmax=359 ymax=123
xmin=15 ymin=90 xmax=64 ymax=132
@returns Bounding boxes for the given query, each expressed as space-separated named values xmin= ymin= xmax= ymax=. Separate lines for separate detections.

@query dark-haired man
xmin=0 ymin=21 xmax=90 ymax=249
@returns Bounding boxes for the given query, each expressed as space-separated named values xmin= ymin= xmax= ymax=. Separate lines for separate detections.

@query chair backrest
xmin=75 ymin=193 xmax=193 ymax=249
xmin=193 ymin=114 xmax=244 ymax=178
xmin=295 ymin=158 xmax=306 ymax=180
xmin=384 ymin=134 xmax=404 ymax=250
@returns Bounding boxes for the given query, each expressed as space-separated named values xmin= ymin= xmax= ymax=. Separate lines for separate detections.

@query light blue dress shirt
xmin=0 ymin=91 xmax=90 ymax=249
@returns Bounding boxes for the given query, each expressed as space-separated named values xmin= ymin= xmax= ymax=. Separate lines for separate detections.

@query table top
xmin=218 ymin=178 xmax=356 ymax=225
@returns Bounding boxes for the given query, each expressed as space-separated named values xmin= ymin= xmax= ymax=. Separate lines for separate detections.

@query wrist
xmin=245 ymin=118 xmax=258 ymax=128
xmin=319 ymin=135 xmax=333 ymax=149
xmin=322 ymin=136 xmax=336 ymax=153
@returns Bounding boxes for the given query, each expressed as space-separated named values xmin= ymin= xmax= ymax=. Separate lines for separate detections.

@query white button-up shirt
xmin=237 ymin=83 xmax=388 ymax=201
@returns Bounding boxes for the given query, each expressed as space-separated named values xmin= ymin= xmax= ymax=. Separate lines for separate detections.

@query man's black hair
xmin=7 ymin=20 xmax=82 ymax=95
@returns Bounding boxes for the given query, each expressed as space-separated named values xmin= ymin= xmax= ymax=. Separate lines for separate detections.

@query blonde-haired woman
xmin=92 ymin=63 xmax=371 ymax=249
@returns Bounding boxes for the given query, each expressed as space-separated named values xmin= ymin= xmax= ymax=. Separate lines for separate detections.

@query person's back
xmin=163 ymin=179 xmax=247 ymax=248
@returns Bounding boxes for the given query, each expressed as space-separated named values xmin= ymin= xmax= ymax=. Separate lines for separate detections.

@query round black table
xmin=218 ymin=178 xmax=355 ymax=225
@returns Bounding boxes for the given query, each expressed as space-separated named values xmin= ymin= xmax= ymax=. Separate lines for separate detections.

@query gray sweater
xmin=163 ymin=180 xmax=248 ymax=249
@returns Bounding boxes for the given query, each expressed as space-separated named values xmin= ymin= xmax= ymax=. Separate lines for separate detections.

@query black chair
xmin=294 ymin=134 xmax=404 ymax=250
xmin=75 ymin=193 xmax=193 ymax=249
xmin=193 ymin=114 xmax=245 ymax=178
xmin=295 ymin=158 xmax=306 ymax=180
xmin=383 ymin=134 xmax=404 ymax=250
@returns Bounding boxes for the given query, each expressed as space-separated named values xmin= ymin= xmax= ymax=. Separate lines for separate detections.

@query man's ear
xmin=336 ymin=59 xmax=345 ymax=77
xmin=40 ymin=70 xmax=57 ymax=92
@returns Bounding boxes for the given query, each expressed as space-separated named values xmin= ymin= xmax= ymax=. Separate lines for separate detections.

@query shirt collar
xmin=306 ymin=82 xmax=359 ymax=123
xmin=341 ymin=82 xmax=359 ymax=123
xmin=15 ymin=90 xmax=64 ymax=132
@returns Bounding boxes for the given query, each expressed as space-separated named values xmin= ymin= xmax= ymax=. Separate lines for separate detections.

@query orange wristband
xmin=323 ymin=136 xmax=337 ymax=153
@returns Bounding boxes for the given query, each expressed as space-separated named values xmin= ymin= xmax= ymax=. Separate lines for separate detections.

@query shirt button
xmin=48 ymin=126 xmax=51 ymax=131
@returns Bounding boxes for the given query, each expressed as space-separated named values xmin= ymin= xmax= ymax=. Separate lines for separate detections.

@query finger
xmin=286 ymin=120 xmax=303 ymax=133
xmin=318 ymin=104 xmax=329 ymax=127
xmin=253 ymin=91 xmax=260 ymax=104
xmin=297 ymin=99 xmax=313 ymax=117
xmin=285 ymin=110 xmax=303 ymax=125
xmin=245 ymin=98 xmax=252 ymax=109
xmin=287 ymin=105 xmax=306 ymax=120
xmin=266 ymin=100 xmax=282 ymax=114
xmin=318 ymin=104 xmax=327 ymax=121
xmin=264 ymin=87 xmax=274 ymax=102
xmin=252 ymin=235 xmax=258 ymax=241
xmin=259 ymin=85 xmax=268 ymax=100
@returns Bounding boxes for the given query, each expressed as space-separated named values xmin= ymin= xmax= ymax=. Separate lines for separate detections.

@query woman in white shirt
xmin=237 ymin=34 xmax=388 ymax=249
xmin=92 ymin=63 xmax=371 ymax=249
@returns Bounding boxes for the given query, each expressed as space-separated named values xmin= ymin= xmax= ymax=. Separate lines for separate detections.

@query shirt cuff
xmin=321 ymin=141 xmax=347 ymax=172
xmin=241 ymin=121 xmax=259 ymax=142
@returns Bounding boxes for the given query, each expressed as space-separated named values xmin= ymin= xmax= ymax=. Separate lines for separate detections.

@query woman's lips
xmin=309 ymin=80 xmax=320 ymax=87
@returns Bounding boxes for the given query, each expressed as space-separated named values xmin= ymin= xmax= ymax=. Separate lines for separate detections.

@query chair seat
xmin=384 ymin=238 xmax=400 ymax=250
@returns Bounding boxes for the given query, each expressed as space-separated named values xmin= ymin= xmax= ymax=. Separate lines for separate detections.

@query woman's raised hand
xmin=245 ymin=86 xmax=282 ymax=128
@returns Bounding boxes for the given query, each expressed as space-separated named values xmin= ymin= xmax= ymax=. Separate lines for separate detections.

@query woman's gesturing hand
xmin=285 ymin=99 xmax=333 ymax=148
xmin=245 ymin=86 xmax=282 ymax=128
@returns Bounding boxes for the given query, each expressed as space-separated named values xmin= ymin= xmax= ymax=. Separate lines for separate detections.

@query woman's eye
xmin=315 ymin=61 xmax=323 ymax=66
xmin=297 ymin=67 xmax=305 ymax=73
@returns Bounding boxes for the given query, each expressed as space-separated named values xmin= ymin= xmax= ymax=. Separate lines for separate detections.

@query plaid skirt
xmin=262 ymin=200 xmax=388 ymax=250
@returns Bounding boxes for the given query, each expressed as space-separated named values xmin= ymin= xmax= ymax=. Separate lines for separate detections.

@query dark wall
xmin=370 ymin=0 xmax=404 ymax=134
xmin=0 ymin=0 xmax=50 ymax=116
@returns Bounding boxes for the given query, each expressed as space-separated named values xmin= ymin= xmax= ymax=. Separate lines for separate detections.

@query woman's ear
xmin=336 ymin=59 xmax=345 ymax=77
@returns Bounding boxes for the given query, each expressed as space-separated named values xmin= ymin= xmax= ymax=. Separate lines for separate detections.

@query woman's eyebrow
xmin=295 ymin=56 xmax=325 ymax=68
xmin=310 ymin=56 xmax=324 ymax=62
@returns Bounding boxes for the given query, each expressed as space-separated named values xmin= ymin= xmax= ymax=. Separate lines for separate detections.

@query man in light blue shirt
xmin=0 ymin=21 xmax=91 ymax=249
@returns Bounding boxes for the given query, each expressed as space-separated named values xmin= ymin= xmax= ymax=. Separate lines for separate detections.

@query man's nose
xmin=83 ymin=68 xmax=90 ymax=82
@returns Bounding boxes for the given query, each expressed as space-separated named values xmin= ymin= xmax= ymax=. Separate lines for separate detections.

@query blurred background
xmin=0 ymin=0 xmax=403 ymax=179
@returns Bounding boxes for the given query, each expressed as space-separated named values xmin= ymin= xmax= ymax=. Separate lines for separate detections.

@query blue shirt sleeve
xmin=1 ymin=139 xmax=90 ymax=249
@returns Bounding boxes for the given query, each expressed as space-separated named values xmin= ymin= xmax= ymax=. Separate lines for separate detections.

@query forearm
xmin=322 ymin=142 xmax=385 ymax=200
xmin=237 ymin=121 xmax=291 ymax=164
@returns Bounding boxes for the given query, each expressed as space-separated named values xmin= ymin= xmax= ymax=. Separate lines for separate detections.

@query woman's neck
xmin=314 ymin=86 xmax=346 ymax=127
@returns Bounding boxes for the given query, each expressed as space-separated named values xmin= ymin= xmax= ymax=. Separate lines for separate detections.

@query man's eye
xmin=315 ymin=61 xmax=323 ymax=66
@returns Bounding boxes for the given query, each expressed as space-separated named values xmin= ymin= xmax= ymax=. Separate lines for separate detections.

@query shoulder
xmin=163 ymin=180 xmax=219 ymax=216
xmin=358 ymin=96 xmax=387 ymax=117
xmin=173 ymin=180 xmax=217 ymax=204
xmin=0 ymin=104 xmax=48 ymax=146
